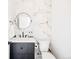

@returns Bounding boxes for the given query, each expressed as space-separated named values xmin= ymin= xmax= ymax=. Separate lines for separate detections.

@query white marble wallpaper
xmin=8 ymin=0 xmax=52 ymax=39
xmin=8 ymin=0 xmax=52 ymax=23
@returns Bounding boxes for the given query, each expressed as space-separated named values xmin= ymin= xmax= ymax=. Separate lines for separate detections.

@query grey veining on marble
xmin=8 ymin=0 xmax=53 ymax=41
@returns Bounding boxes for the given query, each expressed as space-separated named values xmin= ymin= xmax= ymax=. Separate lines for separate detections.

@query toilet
xmin=8 ymin=13 xmax=56 ymax=59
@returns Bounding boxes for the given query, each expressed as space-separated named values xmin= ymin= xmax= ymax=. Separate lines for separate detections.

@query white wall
xmin=49 ymin=0 xmax=71 ymax=59
xmin=8 ymin=0 xmax=52 ymax=39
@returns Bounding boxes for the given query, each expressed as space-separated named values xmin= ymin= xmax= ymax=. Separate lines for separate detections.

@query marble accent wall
xmin=8 ymin=0 xmax=52 ymax=39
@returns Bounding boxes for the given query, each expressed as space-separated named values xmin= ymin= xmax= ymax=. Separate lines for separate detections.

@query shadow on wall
xmin=49 ymin=0 xmax=71 ymax=59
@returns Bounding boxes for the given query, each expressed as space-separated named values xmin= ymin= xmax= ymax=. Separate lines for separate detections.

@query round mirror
xmin=16 ymin=13 xmax=32 ymax=29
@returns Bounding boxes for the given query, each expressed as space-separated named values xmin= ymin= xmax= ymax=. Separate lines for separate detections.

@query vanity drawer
xmin=9 ymin=43 xmax=35 ymax=59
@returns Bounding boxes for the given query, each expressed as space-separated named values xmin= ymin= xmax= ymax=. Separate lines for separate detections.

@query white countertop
xmin=9 ymin=38 xmax=36 ymax=43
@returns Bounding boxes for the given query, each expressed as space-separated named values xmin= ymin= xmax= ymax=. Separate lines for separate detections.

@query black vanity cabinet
xmin=9 ymin=43 xmax=35 ymax=59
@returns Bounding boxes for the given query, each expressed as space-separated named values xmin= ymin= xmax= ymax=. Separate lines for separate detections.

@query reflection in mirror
xmin=16 ymin=13 xmax=32 ymax=29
